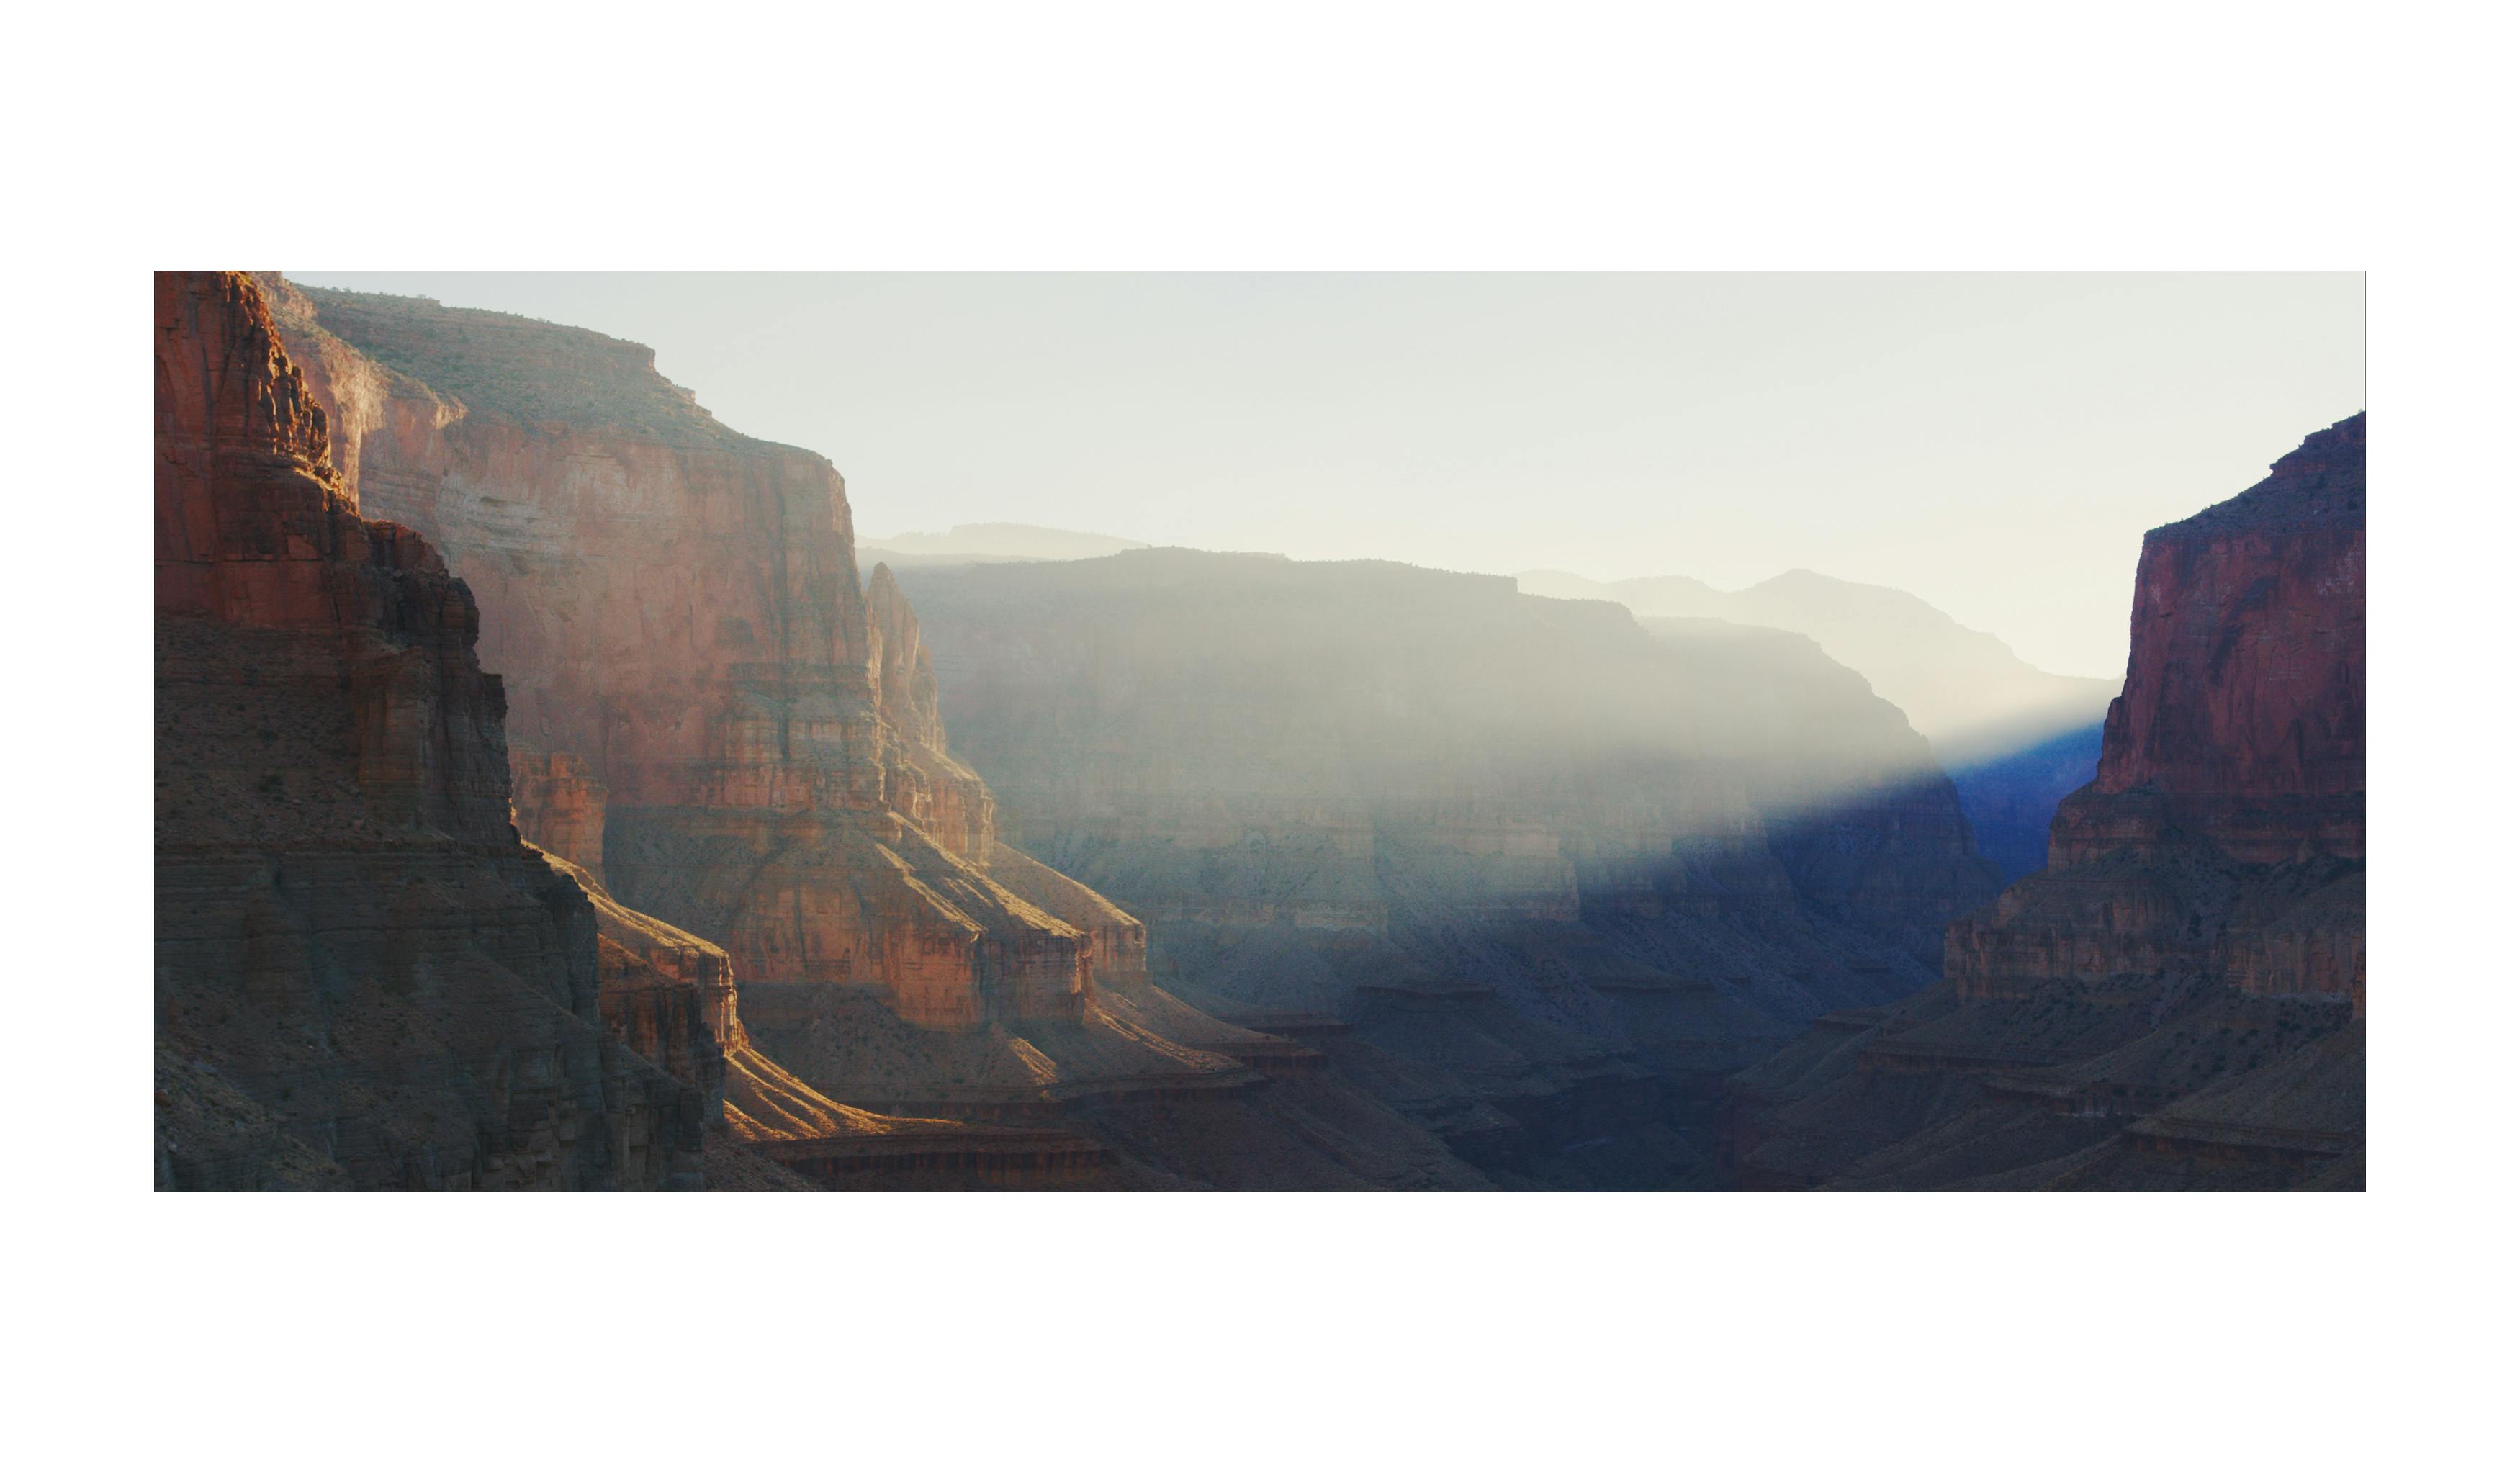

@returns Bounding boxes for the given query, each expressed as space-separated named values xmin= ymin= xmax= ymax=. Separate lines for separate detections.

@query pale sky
xmin=290 ymin=273 xmax=2362 ymax=678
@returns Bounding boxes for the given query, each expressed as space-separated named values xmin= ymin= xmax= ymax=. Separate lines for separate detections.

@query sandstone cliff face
xmin=511 ymin=749 xmax=609 ymax=880
xmin=867 ymin=563 xmax=997 ymax=860
xmin=2071 ymin=412 xmax=2366 ymax=863
xmin=155 ymin=271 xmax=705 ymax=1189
xmin=1954 ymin=414 xmax=2367 ymax=1001
xmin=263 ymin=280 xmax=1120 ymax=1035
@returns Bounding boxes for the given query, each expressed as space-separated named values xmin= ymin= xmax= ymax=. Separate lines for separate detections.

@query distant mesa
xmin=859 ymin=522 xmax=1148 ymax=568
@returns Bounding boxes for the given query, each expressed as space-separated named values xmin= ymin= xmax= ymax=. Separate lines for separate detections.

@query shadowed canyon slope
xmin=886 ymin=549 xmax=2006 ymax=1181
xmin=255 ymin=277 xmax=1492 ymax=1188
xmin=1729 ymin=414 xmax=2366 ymax=1190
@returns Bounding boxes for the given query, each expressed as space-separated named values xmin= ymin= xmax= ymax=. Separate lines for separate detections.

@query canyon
xmin=232 ymin=276 xmax=1502 ymax=1189
xmin=1727 ymin=413 xmax=2366 ymax=1189
xmin=885 ymin=549 xmax=2007 ymax=1184
xmin=153 ymin=271 xmax=2363 ymax=1192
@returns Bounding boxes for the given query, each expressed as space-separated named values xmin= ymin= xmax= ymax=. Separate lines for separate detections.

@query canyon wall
xmin=1953 ymin=413 xmax=2366 ymax=1001
xmin=261 ymin=279 xmax=1137 ymax=1035
xmin=158 ymin=271 xmax=1129 ymax=1189
xmin=154 ymin=271 xmax=707 ymax=1189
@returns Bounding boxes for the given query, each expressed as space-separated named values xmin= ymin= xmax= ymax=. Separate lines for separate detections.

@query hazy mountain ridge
xmin=1529 ymin=566 xmax=2121 ymax=878
xmin=860 ymin=521 xmax=1148 ymax=565
xmin=1520 ymin=566 xmax=2120 ymax=762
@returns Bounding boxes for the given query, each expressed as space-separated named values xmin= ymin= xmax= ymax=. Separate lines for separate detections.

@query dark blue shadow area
xmin=1946 ymin=722 xmax=2107 ymax=882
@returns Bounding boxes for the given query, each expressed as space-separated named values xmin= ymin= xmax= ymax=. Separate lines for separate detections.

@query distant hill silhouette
xmin=860 ymin=521 xmax=1146 ymax=567
xmin=1524 ymin=568 xmax=2121 ymax=880
xmin=1519 ymin=568 xmax=2118 ymax=765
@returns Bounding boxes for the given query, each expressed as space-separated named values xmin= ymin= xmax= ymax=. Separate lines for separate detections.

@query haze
xmin=290 ymin=272 xmax=2363 ymax=677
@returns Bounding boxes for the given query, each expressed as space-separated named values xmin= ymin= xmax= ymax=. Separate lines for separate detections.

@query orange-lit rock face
xmin=1950 ymin=415 xmax=2365 ymax=1002
xmin=155 ymin=272 xmax=705 ymax=1189
xmin=264 ymin=279 xmax=1101 ymax=1030
xmin=868 ymin=563 xmax=997 ymax=859
xmin=511 ymin=750 xmax=609 ymax=881
xmin=156 ymin=271 xmax=513 ymax=850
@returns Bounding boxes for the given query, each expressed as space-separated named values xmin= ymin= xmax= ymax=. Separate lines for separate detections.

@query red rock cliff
xmin=154 ymin=271 xmax=708 ymax=1188
xmin=1950 ymin=413 xmax=2366 ymax=1001
xmin=2067 ymin=411 xmax=2365 ymax=863
xmin=511 ymin=749 xmax=610 ymax=881
xmin=261 ymin=279 xmax=1113 ymax=1032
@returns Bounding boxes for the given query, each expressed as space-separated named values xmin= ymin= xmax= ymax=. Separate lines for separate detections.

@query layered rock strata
xmin=155 ymin=271 xmax=704 ymax=1189
xmin=1953 ymin=413 xmax=2366 ymax=1001
xmin=263 ymin=279 xmax=1124 ymax=1038
xmin=1731 ymin=415 xmax=2367 ymax=1190
xmin=156 ymin=271 xmax=1146 ymax=1191
xmin=511 ymin=750 xmax=610 ymax=881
